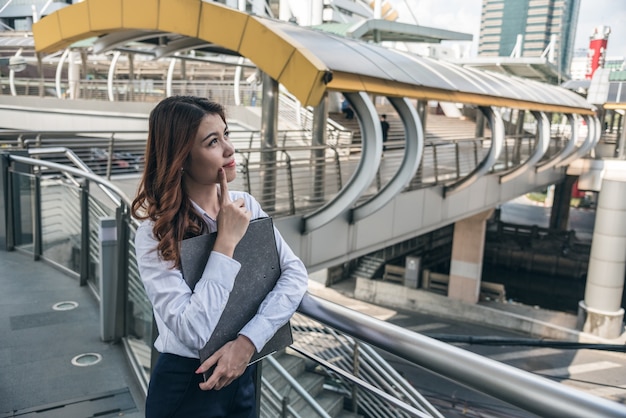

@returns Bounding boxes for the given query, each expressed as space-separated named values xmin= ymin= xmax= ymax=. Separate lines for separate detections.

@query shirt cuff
xmin=239 ymin=315 xmax=274 ymax=353
xmin=200 ymin=251 xmax=241 ymax=291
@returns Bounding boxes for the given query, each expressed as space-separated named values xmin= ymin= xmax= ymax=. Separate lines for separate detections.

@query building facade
xmin=478 ymin=0 xmax=581 ymax=78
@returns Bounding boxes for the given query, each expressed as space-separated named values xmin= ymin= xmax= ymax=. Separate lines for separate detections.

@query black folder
xmin=180 ymin=217 xmax=292 ymax=380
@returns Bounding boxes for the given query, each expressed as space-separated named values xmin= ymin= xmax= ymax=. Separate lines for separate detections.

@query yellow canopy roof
xmin=33 ymin=0 xmax=595 ymax=114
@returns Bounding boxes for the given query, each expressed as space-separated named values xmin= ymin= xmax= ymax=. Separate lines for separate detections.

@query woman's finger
xmin=218 ymin=168 xmax=231 ymax=205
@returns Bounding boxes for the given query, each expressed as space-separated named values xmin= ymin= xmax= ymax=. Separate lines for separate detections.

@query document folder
xmin=180 ymin=217 xmax=292 ymax=380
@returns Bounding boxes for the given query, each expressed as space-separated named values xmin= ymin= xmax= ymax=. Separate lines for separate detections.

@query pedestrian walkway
xmin=0 ymin=249 xmax=144 ymax=417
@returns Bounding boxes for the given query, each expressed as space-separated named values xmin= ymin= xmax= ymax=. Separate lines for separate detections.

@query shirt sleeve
xmin=135 ymin=221 xmax=241 ymax=351
xmin=236 ymin=194 xmax=309 ymax=352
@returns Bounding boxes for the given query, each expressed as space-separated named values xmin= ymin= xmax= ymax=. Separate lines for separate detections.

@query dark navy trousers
xmin=145 ymin=353 xmax=257 ymax=418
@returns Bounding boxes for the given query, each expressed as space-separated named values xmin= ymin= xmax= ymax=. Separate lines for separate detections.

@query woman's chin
xmin=225 ymin=169 xmax=237 ymax=182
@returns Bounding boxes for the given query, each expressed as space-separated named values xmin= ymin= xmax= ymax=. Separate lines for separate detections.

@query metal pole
xmin=79 ymin=180 xmax=90 ymax=285
xmin=352 ymin=341 xmax=360 ymax=413
xmin=33 ymin=171 xmax=42 ymax=260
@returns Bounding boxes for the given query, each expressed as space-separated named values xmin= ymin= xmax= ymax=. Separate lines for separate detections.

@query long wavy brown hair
xmin=131 ymin=96 xmax=227 ymax=268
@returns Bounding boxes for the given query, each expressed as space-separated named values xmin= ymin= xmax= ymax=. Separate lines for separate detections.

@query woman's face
xmin=183 ymin=113 xmax=236 ymax=187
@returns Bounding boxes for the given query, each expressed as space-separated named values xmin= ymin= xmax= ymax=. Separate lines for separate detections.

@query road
xmin=382 ymin=307 xmax=626 ymax=417
xmin=499 ymin=196 xmax=596 ymax=240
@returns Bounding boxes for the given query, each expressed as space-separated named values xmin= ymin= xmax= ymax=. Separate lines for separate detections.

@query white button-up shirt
xmin=135 ymin=191 xmax=308 ymax=359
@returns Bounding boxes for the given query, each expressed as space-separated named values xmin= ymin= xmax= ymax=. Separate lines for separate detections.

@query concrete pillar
xmin=578 ymin=173 xmax=626 ymax=338
xmin=448 ymin=209 xmax=494 ymax=303
xmin=549 ymin=175 xmax=577 ymax=231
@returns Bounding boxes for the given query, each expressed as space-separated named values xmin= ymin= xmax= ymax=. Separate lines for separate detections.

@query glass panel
xmin=12 ymin=171 xmax=34 ymax=252
xmin=40 ymin=178 xmax=82 ymax=271
xmin=125 ymin=225 xmax=154 ymax=382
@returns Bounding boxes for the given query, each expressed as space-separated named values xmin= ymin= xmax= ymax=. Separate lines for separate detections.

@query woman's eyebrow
xmin=201 ymin=131 xmax=218 ymax=142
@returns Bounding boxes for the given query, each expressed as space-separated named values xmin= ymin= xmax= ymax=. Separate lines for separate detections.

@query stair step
xmin=269 ymin=369 xmax=326 ymax=398
xmin=295 ymin=390 xmax=346 ymax=418
xmin=262 ymin=352 xmax=306 ymax=384
xmin=336 ymin=411 xmax=363 ymax=418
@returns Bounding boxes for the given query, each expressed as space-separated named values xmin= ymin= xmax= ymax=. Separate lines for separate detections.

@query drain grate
xmin=10 ymin=388 xmax=137 ymax=417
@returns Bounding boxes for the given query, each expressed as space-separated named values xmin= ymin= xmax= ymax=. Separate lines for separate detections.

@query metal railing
xmin=2 ymin=146 xmax=626 ymax=417
xmin=0 ymin=127 xmax=560 ymax=221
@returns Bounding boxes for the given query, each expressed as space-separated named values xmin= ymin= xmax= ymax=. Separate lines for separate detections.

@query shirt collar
xmin=190 ymin=199 xmax=217 ymax=232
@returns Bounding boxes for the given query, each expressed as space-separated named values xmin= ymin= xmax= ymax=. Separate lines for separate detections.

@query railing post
xmin=433 ymin=145 xmax=439 ymax=183
xmin=454 ymin=141 xmax=460 ymax=178
xmin=281 ymin=396 xmax=290 ymax=418
xmin=79 ymin=179 xmax=90 ymax=286
xmin=33 ymin=171 xmax=42 ymax=260
xmin=99 ymin=216 xmax=120 ymax=342
xmin=282 ymin=152 xmax=295 ymax=215
xmin=106 ymin=133 xmax=116 ymax=180
xmin=352 ymin=341 xmax=360 ymax=414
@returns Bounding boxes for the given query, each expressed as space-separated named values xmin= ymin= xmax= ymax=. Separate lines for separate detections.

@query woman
xmin=132 ymin=96 xmax=308 ymax=417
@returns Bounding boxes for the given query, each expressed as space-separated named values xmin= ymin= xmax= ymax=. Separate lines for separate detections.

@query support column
xmin=549 ymin=175 xmax=577 ymax=231
xmin=311 ymin=93 xmax=327 ymax=203
xmin=416 ymin=100 xmax=427 ymax=134
xmin=448 ymin=209 xmax=494 ymax=303
xmin=617 ymin=113 xmax=626 ymax=159
xmin=260 ymin=72 xmax=278 ymax=212
xmin=68 ymin=50 xmax=80 ymax=99
xmin=577 ymin=173 xmax=626 ymax=339
xmin=475 ymin=110 xmax=485 ymax=138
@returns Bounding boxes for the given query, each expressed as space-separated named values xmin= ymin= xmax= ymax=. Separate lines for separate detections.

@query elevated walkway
xmin=0 ymin=250 xmax=145 ymax=417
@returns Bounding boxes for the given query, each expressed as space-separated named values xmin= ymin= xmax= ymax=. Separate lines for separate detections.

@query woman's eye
xmin=209 ymin=138 xmax=218 ymax=146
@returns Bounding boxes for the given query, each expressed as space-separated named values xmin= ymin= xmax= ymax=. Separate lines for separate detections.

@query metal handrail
xmin=297 ymin=293 xmax=626 ymax=418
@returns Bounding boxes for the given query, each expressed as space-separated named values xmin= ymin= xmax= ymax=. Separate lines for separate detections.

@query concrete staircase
xmin=262 ymin=351 xmax=360 ymax=418
xmin=350 ymin=254 xmax=386 ymax=280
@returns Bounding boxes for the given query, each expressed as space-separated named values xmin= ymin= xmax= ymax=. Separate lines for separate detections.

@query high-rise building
xmin=478 ymin=0 xmax=581 ymax=78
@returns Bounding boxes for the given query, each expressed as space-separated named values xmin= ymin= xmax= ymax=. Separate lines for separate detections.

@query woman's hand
xmin=213 ymin=168 xmax=251 ymax=257
xmin=196 ymin=335 xmax=256 ymax=390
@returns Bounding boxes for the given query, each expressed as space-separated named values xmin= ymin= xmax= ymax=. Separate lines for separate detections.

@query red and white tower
xmin=585 ymin=25 xmax=611 ymax=79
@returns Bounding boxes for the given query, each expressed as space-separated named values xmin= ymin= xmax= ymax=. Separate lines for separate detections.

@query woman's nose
xmin=224 ymin=140 xmax=235 ymax=155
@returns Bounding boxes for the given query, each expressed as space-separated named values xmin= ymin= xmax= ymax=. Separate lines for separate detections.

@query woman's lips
xmin=223 ymin=160 xmax=236 ymax=168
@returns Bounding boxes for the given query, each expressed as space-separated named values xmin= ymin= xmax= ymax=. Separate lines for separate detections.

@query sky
xmin=389 ymin=0 xmax=626 ymax=59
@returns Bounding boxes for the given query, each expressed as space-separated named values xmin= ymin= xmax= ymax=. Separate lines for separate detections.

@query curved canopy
xmin=33 ymin=0 xmax=594 ymax=114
